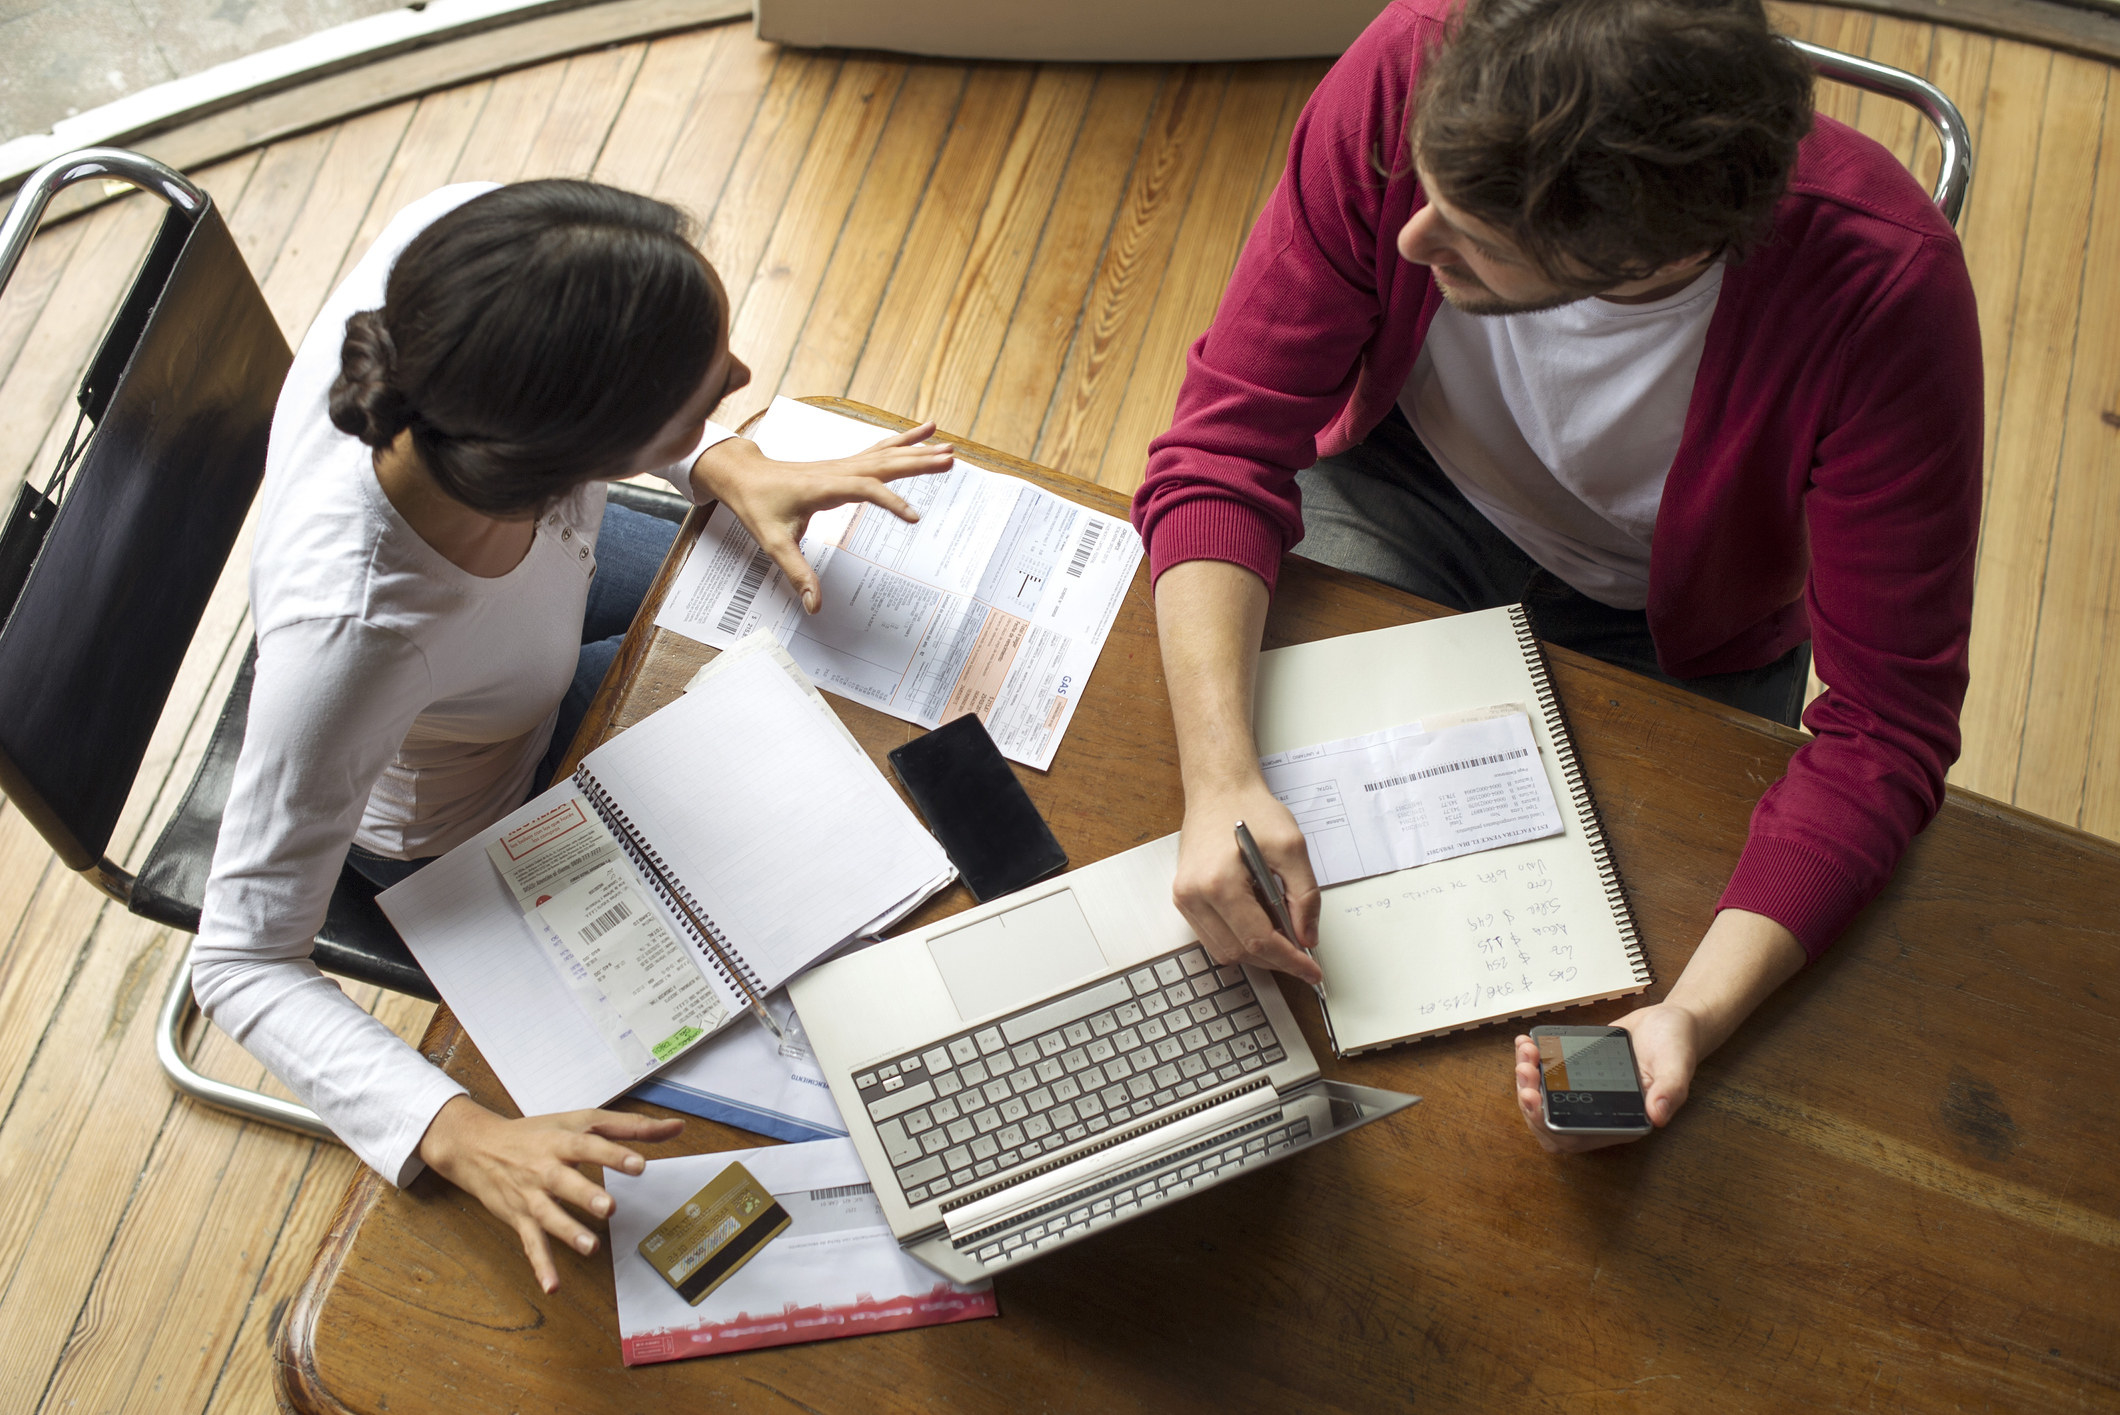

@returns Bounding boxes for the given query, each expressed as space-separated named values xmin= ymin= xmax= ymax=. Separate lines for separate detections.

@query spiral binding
xmin=1508 ymin=605 xmax=1650 ymax=987
xmin=573 ymin=766 xmax=770 ymax=1000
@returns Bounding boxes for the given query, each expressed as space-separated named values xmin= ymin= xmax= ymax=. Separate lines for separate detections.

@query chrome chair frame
xmin=1795 ymin=38 xmax=1973 ymax=225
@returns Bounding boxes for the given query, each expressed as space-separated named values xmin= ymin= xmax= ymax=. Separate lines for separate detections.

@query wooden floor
xmin=0 ymin=6 xmax=2112 ymax=1410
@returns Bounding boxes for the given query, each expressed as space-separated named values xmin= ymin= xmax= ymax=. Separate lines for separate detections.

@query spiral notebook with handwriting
xmin=1254 ymin=605 xmax=1650 ymax=1055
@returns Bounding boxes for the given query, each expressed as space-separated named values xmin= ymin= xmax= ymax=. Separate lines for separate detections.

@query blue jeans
xmin=345 ymin=498 xmax=680 ymax=891
xmin=1293 ymin=407 xmax=1811 ymax=728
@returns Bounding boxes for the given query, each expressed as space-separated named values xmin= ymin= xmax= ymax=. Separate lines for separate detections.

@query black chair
xmin=0 ymin=148 xmax=691 ymax=1141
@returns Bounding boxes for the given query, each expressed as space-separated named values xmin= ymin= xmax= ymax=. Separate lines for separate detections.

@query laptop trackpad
xmin=927 ymin=889 xmax=1106 ymax=1021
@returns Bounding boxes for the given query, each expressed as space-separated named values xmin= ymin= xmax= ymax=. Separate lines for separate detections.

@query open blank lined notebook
xmin=380 ymin=637 xmax=953 ymax=1118
xmin=1256 ymin=605 xmax=1650 ymax=1055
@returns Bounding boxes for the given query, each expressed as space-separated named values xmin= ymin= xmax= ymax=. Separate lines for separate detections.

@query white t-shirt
xmin=191 ymin=183 xmax=733 ymax=1183
xmin=1398 ymin=263 xmax=1723 ymax=610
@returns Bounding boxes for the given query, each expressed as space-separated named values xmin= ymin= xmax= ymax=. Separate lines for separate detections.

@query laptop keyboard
xmin=965 ymin=1114 xmax=1315 ymax=1265
xmin=852 ymin=944 xmax=1287 ymax=1207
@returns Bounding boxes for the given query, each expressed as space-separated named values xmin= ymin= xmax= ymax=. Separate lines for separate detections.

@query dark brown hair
xmin=329 ymin=180 xmax=722 ymax=517
xmin=1412 ymin=0 xmax=1815 ymax=288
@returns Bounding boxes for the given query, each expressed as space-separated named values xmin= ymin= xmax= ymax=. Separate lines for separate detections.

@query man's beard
xmin=1432 ymin=264 xmax=1593 ymax=317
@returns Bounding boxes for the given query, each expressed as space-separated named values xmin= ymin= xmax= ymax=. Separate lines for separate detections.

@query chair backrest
xmin=1794 ymin=39 xmax=1973 ymax=226
xmin=0 ymin=150 xmax=289 ymax=886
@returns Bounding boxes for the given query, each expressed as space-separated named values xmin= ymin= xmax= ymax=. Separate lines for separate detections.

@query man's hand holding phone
xmin=1515 ymin=1012 xmax=1699 ymax=1154
xmin=1511 ymin=908 xmax=1804 ymax=1154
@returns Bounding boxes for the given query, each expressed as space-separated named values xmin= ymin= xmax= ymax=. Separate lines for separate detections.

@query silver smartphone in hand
xmin=1532 ymin=1024 xmax=1653 ymax=1136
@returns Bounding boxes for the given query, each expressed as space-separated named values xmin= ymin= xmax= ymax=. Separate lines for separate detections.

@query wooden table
xmin=277 ymin=399 xmax=2120 ymax=1413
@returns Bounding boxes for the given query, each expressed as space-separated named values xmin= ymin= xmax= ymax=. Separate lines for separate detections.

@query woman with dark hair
xmin=191 ymin=180 xmax=949 ymax=1292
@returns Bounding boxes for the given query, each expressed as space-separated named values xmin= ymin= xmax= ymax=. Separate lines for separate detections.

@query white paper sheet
xmin=534 ymin=863 xmax=729 ymax=1063
xmin=581 ymin=648 xmax=952 ymax=991
xmin=655 ymin=398 xmax=1142 ymax=769
xmin=1258 ymin=711 xmax=1564 ymax=887
xmin=631 ymin=994 xmax=849 ymax=1141
xmin=608 ymin=1139 xmax=996 ymax=1364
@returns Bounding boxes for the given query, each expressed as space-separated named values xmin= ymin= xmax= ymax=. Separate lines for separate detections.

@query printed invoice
xmin=1259 ymin=711 xmax=1566 ymax=888
xmin=655 ymin=399 xmax=1143 ymax=770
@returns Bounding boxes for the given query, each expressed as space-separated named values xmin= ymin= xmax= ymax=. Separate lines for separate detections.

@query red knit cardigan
xmin=1131 ymin=0 xmax=1984 ymax=958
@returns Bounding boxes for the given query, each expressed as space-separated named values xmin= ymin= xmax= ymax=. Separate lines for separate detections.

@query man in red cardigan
xmin=1130 ymin=0 xmax=1981 ymax=1151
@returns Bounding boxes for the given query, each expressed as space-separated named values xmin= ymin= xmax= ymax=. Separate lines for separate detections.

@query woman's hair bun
xmin=322 ymin=181 xmax=721 ymax=514
xmin=327 ymin=308 xmax=416 ymax=448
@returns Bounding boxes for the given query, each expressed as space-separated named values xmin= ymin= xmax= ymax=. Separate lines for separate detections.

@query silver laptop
xmin=788 ymin=834 xmax=1419 ymax=1283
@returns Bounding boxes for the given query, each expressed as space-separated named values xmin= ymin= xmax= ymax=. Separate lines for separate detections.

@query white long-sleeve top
xmin=191 ymin=183 xmax=733 ymax=1184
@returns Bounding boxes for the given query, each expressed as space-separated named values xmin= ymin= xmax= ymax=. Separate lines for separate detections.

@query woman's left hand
xmin=689 ymin=424 xmax=954 ymax=612
xmin=1511 ymin=1003 xmax=1702 ymax=1154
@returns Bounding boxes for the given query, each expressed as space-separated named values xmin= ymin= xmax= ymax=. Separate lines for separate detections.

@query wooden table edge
xmin=271 ymin=395 xmax=2120 ymax=1413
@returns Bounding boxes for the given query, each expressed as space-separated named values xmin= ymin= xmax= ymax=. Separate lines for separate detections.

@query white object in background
xmin=657 ymin=399 xmax=1141 ymax=770
xmin=608 ymin=1138 xmax=996 ymax=1364
xmin=756 ymin=0 xmax=1387 ymax=62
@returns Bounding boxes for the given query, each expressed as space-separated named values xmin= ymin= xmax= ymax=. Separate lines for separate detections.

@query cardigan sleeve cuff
xmin=1715 ymin=834 xmax=1873 ymax=962
xmin=1143 ymin=496 xmax=1288 ymax=592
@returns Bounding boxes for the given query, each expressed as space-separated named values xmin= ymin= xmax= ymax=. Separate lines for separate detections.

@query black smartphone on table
xmin=887 ymin=713 xmax=1067 ymax=903
xmin=1531 ymin=1024 xmax=1653 ymax=1136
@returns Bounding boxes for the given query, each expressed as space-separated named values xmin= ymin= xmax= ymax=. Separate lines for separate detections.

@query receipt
xmin=486 ymin=797 xmax=728 ymax=1070
xmin=1259 ymin=711 xmax=1565 ymax=888
xmin=534 ymin=864 xmax=729 ymax=1064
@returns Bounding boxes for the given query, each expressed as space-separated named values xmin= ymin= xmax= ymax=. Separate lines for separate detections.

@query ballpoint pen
xmin=1233 ymin=820 xmax=1328 ymax=1002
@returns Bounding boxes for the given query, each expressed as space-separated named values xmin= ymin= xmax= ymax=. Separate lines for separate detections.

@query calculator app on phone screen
xmin=1535 ymin=1027 xmax=1650 ymax=1132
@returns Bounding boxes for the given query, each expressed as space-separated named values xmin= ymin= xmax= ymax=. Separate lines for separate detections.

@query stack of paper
xmin=657 ymin=398 xmax=1144 ymax=769
xmin=608 ymin=1138 xmax=997 ymax=1363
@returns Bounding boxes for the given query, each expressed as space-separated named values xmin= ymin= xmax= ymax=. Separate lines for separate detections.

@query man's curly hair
xmin=1412 ymin=0 xmax=1816 ymax=288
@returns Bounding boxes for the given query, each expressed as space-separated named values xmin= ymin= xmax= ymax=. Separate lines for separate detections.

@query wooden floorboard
xmin=0 ymin=8 xmax=2112 ymax=1409
xmin=776 ymin=64 xmax=970 ymax=421
xmin=969 ymin=67 xmax=1161 ymax=455
xmin=1031 ymin=65 xmax=1229 ymax=484
xmin=1959 ymin=52 xmax=2108 ymax=801
xmin=840 ymin=67 xmax=1040 ymax=434
xmin=2016 ymin=82 xmax=2120 ymax=828
xmin=907 ymin=66 xmax=1099 ymax=439
xmin=724 ymin=56 xmax=911 ymax=425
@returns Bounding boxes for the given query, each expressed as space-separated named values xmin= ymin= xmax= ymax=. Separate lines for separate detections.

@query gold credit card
xmin=637 ymin=1160 xmax=791 ymax=1305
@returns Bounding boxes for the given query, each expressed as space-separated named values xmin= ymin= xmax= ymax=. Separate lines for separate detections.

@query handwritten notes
xmin=1314 ymin=840 xmax=1641 ymax=1052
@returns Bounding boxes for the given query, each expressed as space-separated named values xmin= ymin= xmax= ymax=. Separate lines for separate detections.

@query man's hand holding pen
xmin=1169 ymin=781 xmax=1323 ymax=984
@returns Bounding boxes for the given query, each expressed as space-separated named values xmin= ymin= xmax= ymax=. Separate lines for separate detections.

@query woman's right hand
xmin=689 ymin=424 xmax=955 ymax=612
xmin=417 ymin=1095 xmax=684 ymax=1292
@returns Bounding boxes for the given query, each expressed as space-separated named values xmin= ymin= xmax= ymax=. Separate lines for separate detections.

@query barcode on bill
xmin=1066 ymin=519 xmax=1104 ymax=578
xmin=579 ymin=900 xmax=632 ymax=943
xmin=717 ymin=546 xmax=775 ymax=636
xmin=806 ymin=1183 xmax=875 ymax=1201
xmin=1362 ymin=748 xmax=1531 ymax=793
